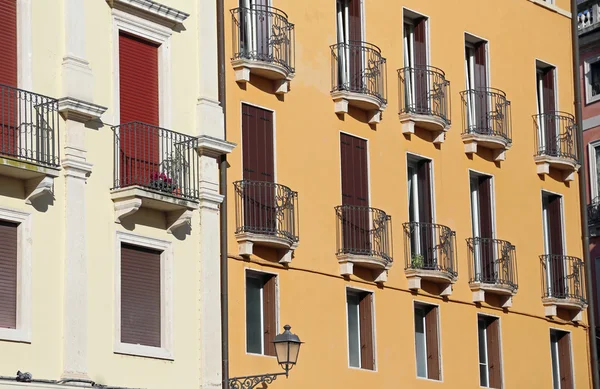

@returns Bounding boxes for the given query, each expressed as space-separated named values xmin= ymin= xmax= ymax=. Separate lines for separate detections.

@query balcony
xmin=460 ymin=88 xmax=512 ymax=161
xmin=233 ymin=180 xmax=299 ymax=263
xmin=467 ymin=238 xmax=518 ymax=307
xmin=533 ymin=112 xmax=579 ymax=182
xmin=398 ymin=66 xmax=451 ymax=143
xmin=335 ymin=205 xmax=392 ymax=283
xmin=403 ymin=222 xmax=457 ymax=296
xmin=0 ymin=84 xmax=60 ymax=204
xmin=330 ymin=41 xmax=387 ymax=124
xmin=110 ymin=122 xmax=200 ymax=233
xmin=541 ymin=254 xmax=587 ymax=322
xmin=578 ymin=0 xmax=600 ymax=35
xmin=231 ymin=5 xmax=295 ymax=94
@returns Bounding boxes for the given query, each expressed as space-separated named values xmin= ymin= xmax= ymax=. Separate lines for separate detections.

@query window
xmin=414 ymin=303 xmax=440 ymax=380
xmin=477 ymin=315 xmax=502 ymax=388
xmin=585 ymin=55 xmax=600 ymax=104
xmin=238 ymin=0 xmax=271 ymax=57
xmin=115 ymin=233 xmax=173 ymax=359
xmin=542 ymin=193 xmax=566 ymax=299
xmin=550 ymin=330 xmax=573 ymax=389
xmin=0 ymin=208 xmax=31 ymax=343
xmin=335 ymin=0 xmax=363 ymax=89
xmin=464 ymin=35 xmax=488 ymax=131
xmin=588 ymin=141 xmax=600 ymax=199
xmin=407 ymin=155 xmax=433 ymax=263
xmin=246 ymin=270 xmax=277 ymax=356
xmin=536 ymin=63 xmax=558 ymax=154
xmin=403 ymin=11 xmax=428 ymax=111
xmin=470 ymin=172 xmax=494 ymax=281
xmin=346 ymin=289 xmax=374 ymax=370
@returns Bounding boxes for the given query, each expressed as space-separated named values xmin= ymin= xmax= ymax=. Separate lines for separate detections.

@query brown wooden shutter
xmin=543 ymin=68 xmax=556 ymax=114
xmin=548 ymin=195 xmax=565 ymax=297
xmin=241 ymin=104 xmax=274 ymax=183
xmin=478 ymin=176 xmax=494 ymax=281
xmin=558 ymin=332 xmax=574 ymax=389
xmin=262 ymin=275 xmax=277 ymax=356
xmin=347 ymin=0 xmax=363 ymax=91
xmin=413 ymin=19 xmax=427 ymax=67
xmin=473 ymin=42 xmax=488 ymax=131
xmin=486 ymin=318 xmax=503 ymax=389
xmin=425 ymin=306 xmax=440 ymax=380
xmin=340 ymin=133 xmax=369 ymax=207
xmin=417 ymin=160 xmax=432 ymax=224
xmin=0 ymin=0 xmax=17 ymax=88
xmin=474 ymin=42 xmax=487 ymax=90
xmin=543 ymin=68 xmax=557 ymax=155
xmin=359 ymin=293 xmax=374 ymax=370
xmin=0 ymin=220 xmax=17 ymax=329
xmin=121 ymin=244 xmax=161 ymax=348
xmin=348 ymin=0 xmax=361 ymax=42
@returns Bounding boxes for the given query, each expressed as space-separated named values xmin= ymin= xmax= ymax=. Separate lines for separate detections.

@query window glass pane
xmin=246 ymin=276 xmax=263 ymax=354
xmin=414 ymin=307 xmax=427 ymax=378
xmin=478 ymin=318 xmax=488 ymax=387
xmin=550 ymin=332 xmax=561 ymax=389
xmin=592 ymin=62 xmax=600 ymax=97
xmin=347 ymin=293 xmax=361 ymax=368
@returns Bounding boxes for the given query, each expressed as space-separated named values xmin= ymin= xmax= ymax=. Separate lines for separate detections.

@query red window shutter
xmin=425 ymin=306 xmax=440 ymax=380
xmin=486 ymin=318 xmax=503 ymax=389
xmin=359 ymin=293 xmax=374 ymax=370
xmin=262 ymin=275 xmax=277 ymax=356
xmin=558 ymin=332 xmax=574 ymax=389
xmin=0 ymin=0 xmax=17 ymax=88
xmin=0 ymin=220 xmax=17 ymax=329
xmin=121 ymin=244 xmax=162 ymax=348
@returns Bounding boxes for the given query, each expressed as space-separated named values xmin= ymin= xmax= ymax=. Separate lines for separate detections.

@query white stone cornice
xmin=62 ymin=157 xmax=93 ymax=179
xmin=107 ymin=0 xmax=189 ymax=26
xmin=59 ymin=97 xmax=107 ymax=123
xmin=198 ymin=190 xmax=224 ymax=211
xmin=196 ymin=136 xmax=236 ymax=158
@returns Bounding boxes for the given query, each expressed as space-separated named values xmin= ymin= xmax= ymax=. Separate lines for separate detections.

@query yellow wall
xmin=226 ymin=0 xmax=593 ymax=387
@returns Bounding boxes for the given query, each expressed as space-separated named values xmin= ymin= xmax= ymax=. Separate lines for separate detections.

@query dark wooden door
xmin=478 ymin=176 xmax=495 ymax=282
xmin=340 ymin=133 xmax=369 ymax=253
xmin=548 ymin=195 xmax=566 ymax=297
xmin=242 ymin=104 xmax=276 ymax=234
xmin=0 ymin=0 xmax=18 ymax=158
xmin=473 ymin=43 xmax=489 ymax=133
xmin=542 ymin=68 xmax=558 ymax=156
xmin=347 ymin=0 xmax=363 ymax=92
xmin=119 ymin=32 xmax=160 ymax=189
xmin=413 ymin=18 xmax=428 ymax=113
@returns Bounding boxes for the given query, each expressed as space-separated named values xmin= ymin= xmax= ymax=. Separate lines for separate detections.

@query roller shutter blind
xmin=0 ymin=220 xmax=17 ymax=329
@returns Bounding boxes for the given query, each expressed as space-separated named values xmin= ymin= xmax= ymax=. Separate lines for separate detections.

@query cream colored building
xmin=0 ymin=0 xmax=232 ymax=388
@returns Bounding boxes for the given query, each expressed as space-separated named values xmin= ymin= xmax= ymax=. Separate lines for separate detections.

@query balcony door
xmin=407 ymin=157 xmax=434 ymax=268
xmin=242 ymin=104 xmax=276 ymax=235
xmin=336 ymin=0 xmax=363 ymax=92
xmin=0 ymin=0 xmax=18 ymax=157
xmin=470 ymin=174 xmax=495 ymax=283
xmin=403 ymin=16 xmax=428 ymax=113
xmin=118 ymin=32 xmax=160 ymax=189
xmin=537 ymin=66 xmax=558 ymax=156
xmin=542 ymin=193 xmax=565 ymax=297
xmin=465 ymin=40 xmax=488 ymax=133
xmin=340 ymin=133 xmax=370 ymax=253
xmin=239 ymin=0 xmax=270 ymax=59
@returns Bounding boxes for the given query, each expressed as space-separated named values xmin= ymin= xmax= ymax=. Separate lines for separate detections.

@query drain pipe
xmin=572 ymin=0 xmax=600 ymax=386
xmin=216 ymin=0 xmax=229 ymax=388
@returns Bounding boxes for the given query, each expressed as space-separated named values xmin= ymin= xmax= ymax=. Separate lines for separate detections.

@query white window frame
xmin=478 ymin=316 xmax=490 ymax=387
xmin=402 ymin=9 xmax=430 ymax=111
xmin=549 ymin=328 xmax=574 ymax=389
xmin=589 ymin=140 xmax=600 ymax=199
xmin=550 ymin=330 xmax=562 ymax=389
xmin=469 ymin=170 xmax=497 ymax=278
xmin=0 ymin=208 xmax=32 ymax=343
xmin=413 ymin=300 xmax=443 ymax=382
xmin=114 ymin=232 xmax=173 ymax=360
xmin=464 ymin=33 xmax=490 ymax=131
xmin=244 ymin=268 xmax=279 ymax=358
xmin=477 ymin=313 xmax=504 ymax=389
xmin=585 ymin=54 xmax=600 ymax=105
xmin=414 ymin=305 xmax=428 ymax=378
xmin=335 ymin=0 xmax=365 ymax=88
xmin=345 ymin=286 xmax=376 ymax=371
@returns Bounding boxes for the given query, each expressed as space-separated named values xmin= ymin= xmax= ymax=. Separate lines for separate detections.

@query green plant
xmin=411 ymin=253 xmax=424 ymax=269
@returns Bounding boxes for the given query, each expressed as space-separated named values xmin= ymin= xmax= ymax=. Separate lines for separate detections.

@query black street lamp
xmin=229 ymin=325 xmax=303 ymax=389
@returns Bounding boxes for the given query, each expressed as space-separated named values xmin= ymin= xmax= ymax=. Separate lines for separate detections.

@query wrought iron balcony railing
xmin=112 ymin=122 xmax=199 ymax=201
xmin=335 ymin=205 xmax=393 ymax=263
xmin=578 ymin=0 xmax=600 ymax=33
xmin=330 ymin=41 xmax=387 ymax=105
xmin=467 ymin=237 xmax=518 ymax=292
xmin=460 ymin=87 xmax=512 ymax=143
xmin=233 ymin=180 xmax=299 ymax=244
xmin=398 ymin=65 xmax=450 ymax=124
xmin=231 ymin=5 xmax=295 ymax=75
xmin=541 ymin=254 xmax=587 ymax=303
xmin=0 ymin=83 xmax=60 ymax=168
xmin=589 ymin=196 xmax=600 ymax=227
xmin=533 ymin=112 xmax=577 ymax=161
xmin=402 ymin=221 xmax=457 ymax=278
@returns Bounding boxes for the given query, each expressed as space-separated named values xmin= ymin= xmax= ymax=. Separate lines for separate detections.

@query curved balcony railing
xmin=589 ymin=196 xmax=600 ymax=227
xmin=0 ymin=83 xmax=60 ymax=168
xmin=460 ymin=87 xmax=512 ymax=143
xmin=335 ymin=205 xmax=392 ymax=263
xmin=402 ymin=222 xmax=457 ymax=278
xmin=330 ymin=41 xmax=387 ymax=105
xmin=231 ymin=5 xmax=295 ymax=74
xmin=234 ymin=180 xmax=299 ymax=244
xmin=533 ymin=111 xmax=578 ymax=161
xmin=541 ymin=255 xmax=587 ymax=303
xmin=398 ymin=66 xmax=450 ymax=124
xmin=112 ymin=122 xmax=200 ymax=201
xmin=467 ymin=237 xmax=518 ymax=292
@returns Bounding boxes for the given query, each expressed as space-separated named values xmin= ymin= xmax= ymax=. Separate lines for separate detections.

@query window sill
xmin=115 ymin=342 xmax=173 ymax=360
xmin=347 ymin=365 xmax=377 ymax=373
xmin=246 ymin=351 xmax=277 ymax=359
xmin=0 ymin=328 xmax=31 ymax=343
xmin=528 ymin=0 xmax=571 ymax=17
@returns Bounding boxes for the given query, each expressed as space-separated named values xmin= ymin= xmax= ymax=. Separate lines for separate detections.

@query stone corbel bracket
xmin=25 ymin=175 xmax=57 ymax=205
xmin=196 ymin=135 xmax=237 ymax=158
xmin=166 ymin=209 xmax=193 ymax=234
xmin=114 ymin=197 xmax=143 ymax=223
